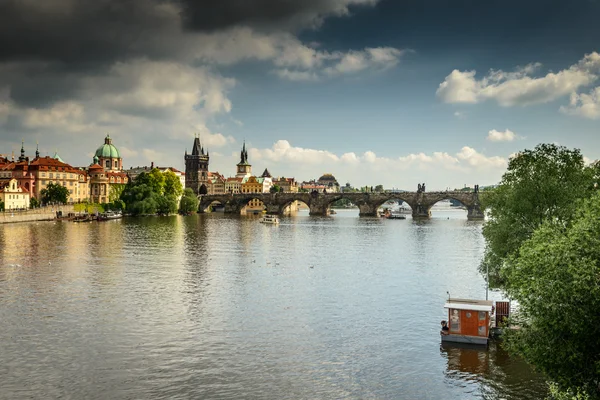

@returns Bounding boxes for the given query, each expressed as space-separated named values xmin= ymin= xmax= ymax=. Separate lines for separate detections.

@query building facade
xmin=0 ymin=178 xmax=30 ymax=210
xmin=185 ymin=137 xmax=209 ymax=195
xmin=89 ymin=136 xmax=128 ymax=203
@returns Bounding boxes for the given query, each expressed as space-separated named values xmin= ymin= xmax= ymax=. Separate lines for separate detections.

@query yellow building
xmin=241 ymin=176 xmax=266 ymax=213
xmin=29 ymin=156 xmax=89 ymax=203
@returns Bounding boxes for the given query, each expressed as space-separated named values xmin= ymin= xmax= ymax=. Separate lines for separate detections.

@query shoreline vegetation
xmin=481 ymin=143 xmax=599 ymax=399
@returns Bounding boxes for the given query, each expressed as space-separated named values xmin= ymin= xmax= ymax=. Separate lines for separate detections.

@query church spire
xmin=35 ymin=141 xmax=39 ymax=159
xmin=18 ymin=139 xmax=26 ymax=162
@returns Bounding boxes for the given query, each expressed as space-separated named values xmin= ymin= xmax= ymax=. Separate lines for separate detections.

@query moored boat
xmin=260 ymin=214 xmax=279 ymax=224
xmin=97 ymin=211 xmax=123 ymax=221
xmin=441 ymin=298 xmax=493 ymax=346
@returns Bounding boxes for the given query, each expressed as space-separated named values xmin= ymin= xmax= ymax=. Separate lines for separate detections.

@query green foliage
xmin=179 ymin=188 xmax=199 ymax=214
xmin=74 ymin=202 xmax=104 ymax=213
xmin=135 ymin=169 xmax=165 ymax=195
xmin=157 ymin=194 xmax=178 ymax=215
xmin=502 ymin=192 xmax=600 ymax=398
xmin=121 ymin=183 xmax=158 ymax=215
xmin=0 ymin=201 xmax=4 ymax=212
xmin=163 ymin=170 xmax=183 ymax=198
xmin=270 ymin=185 xmax=281 ymax=193
xmin=109 ymin=184 xmax=126 ymax=203
xmin=480 ymin=144 xmax=597 ymax=288
xmin=40 ymin=182 xmax=69 ymax=204
xmin=121 ymin=169 xmax=182 ymax=216
xmin=29 ymin=197 xmax=39 ymax=209
xmin=374 ymin=184 xmax=384 ymax=192
xmin=109 ymin=200 xmax=125 ymax=211
xmin=548 ymin=383 xmax=592 ymax=400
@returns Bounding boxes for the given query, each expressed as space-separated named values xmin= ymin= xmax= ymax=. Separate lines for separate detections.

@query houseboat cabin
xmin=442 ymin=298 xmax=493 ymax=345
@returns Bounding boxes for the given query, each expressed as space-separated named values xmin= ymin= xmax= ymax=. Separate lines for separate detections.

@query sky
xmin=1 ymin=0 xmax=599 ymax=190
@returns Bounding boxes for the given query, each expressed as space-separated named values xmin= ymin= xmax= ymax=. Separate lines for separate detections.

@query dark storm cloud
xmin=0 ymin=0 xmax=375 ymax=107
xmin=0 ymin=0 xmax=373 ymax=65
xmin=0 ymin=0 xmax=178 ymax=65
xmin=179 ymin=0 xmax=376 ymax=32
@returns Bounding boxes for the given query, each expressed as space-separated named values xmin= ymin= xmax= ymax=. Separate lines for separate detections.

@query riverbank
xmin=0 ymin=205 xmax=75 ymax=224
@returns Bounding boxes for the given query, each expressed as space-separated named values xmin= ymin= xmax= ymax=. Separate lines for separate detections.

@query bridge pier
xmin=467 ymin=205 xmax=485 ymax=220
xmin=309 ymin=203 xmax=329 ymax=216
xmin=358 ymin=203 xmax=378 ymax=217
xmin=412 ymin=204 xmax=431 ymax=219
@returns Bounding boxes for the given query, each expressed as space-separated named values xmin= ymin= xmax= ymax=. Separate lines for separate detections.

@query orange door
xmin=460 ymin=310 xmax=479 ymax=336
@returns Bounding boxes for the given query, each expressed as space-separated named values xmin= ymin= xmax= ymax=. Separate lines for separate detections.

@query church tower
xmin=185 ymin=136 xmax=210 ymax=195
xmin=235 ymin=141 xmax=252 ymax=178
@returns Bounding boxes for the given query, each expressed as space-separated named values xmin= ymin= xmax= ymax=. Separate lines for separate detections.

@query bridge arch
xmin=238 ymin=196 xmax=267 ymax=214
xmin=198 ymin=195 xmax=231 ymax=213
xmin=371 ymin=196 xmax=413 ymax=214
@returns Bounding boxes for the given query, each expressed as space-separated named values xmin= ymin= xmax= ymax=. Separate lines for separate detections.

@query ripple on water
xmin=0 ymin=212 xmax=547 ymax=399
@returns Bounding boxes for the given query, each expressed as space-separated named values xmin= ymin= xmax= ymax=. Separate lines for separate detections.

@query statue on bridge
xmin=474 ymin=184 xmax=479 ymax=193
xmin=417 ymin=183 xmax=426 ymax=193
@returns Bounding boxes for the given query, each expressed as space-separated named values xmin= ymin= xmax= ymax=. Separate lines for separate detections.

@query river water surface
xmin=0 ymin=207 xmax=548 ymax=399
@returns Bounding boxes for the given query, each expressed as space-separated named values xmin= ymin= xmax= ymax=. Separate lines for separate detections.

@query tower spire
xmin=35 ymin=141 xmax=39 ymax=159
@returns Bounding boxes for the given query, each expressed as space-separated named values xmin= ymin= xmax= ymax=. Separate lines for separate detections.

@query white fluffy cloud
xmin=437 ymin=52 xmax=600 ymax=107
xmin=487 ymin=129 xmax=518 ymax=142
xmin=456 ymin=146 xmax=507 ymax=168
xmin=560 ymin=87 xmax=600 ymax=119
xmin=241 ymin=140 xmax=507 ymax=189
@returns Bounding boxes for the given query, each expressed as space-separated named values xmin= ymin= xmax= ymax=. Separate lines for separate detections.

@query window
xmin=49 ymin=173 xmax=53 ymax=178
xmin=105 ymin=160 xmax=110 ymax=168
xmin=450 ymin=309 xmax=460 ymax=332
xmin=478 ymin=311 xmax=487 ymax=336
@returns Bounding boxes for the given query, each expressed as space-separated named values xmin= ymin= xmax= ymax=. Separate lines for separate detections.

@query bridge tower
xmin=184 ymin=135 xmax=209 ymax=195
xmin=235 ymin=141 xmax=252 ymax=178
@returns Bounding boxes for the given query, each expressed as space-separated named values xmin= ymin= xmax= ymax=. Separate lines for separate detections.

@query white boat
xmin=260 ymin=214 xmax=280 ymax=224
xmin=97 ymin=211 xmax=123 ymax=221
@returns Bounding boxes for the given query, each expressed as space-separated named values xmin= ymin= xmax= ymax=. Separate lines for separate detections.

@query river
xmin=0 ymin=206 xmax=548 ymax=399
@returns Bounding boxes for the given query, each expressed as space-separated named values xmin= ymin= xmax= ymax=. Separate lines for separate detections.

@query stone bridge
xmin=198 ymin=191 xmax=484 ymax=220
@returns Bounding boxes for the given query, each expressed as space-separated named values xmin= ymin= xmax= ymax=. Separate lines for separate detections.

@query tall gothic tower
xmin=185 ymin=137 xmax=210 ymax=194
xmin=235 ymin=141 xmax=252 ymax=178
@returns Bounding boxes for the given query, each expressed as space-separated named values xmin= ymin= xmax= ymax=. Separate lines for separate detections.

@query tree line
xmin=481 ymin=143 xmax=600 ymax=399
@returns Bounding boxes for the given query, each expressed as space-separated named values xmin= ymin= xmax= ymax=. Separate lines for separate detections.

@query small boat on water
xmin=441 ymin=298 xmax=494 ymax=345
xmin=260 ymin=214 xmax=280 ymax=224
xmin=97 ymin=211 xmax=123 ymax=221
xmin=386 ymin=211 xmax=406 ymax=220
xmin=381 ymin=208 xmax=406 ymax=219
xmin=329 ymin=209 xmax=337 ymax=215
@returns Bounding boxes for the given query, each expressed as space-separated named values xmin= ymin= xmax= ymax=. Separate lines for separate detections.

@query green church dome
xmin=95 ymin=135 xmax=121 ymax=159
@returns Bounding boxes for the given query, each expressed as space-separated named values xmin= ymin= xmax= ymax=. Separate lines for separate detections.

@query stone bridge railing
xmin=198 ymin=191 xmax=484 ymax=220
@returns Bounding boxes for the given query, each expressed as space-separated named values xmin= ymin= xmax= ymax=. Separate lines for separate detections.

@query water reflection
xmin=441 ymin=341 xmax=548 ymax=399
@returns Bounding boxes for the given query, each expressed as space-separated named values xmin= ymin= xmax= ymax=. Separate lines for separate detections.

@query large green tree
xmin=156 ymin=194 xmax=178 ymax=215
xmin=480 ymin=144 xmax=598 ymax=288
xmin=121 ymin=183 xmax=158 ymax=215
xmin=163 ymin=170 xmax=183 ymax=198
xmin=179 ymin=188 xmax=199 ymax=214
xmin=40 ymin=183 xmax=70 ymax=204
xmin=502 ymin=192 xmax=600 ymax=398
xmin=136 ymin=169 xmax=165 ymax=195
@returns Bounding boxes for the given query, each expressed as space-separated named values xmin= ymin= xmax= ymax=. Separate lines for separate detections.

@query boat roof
xmin=444 ymin=298 xmax=493 ymax=312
